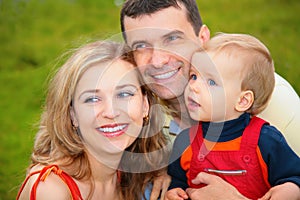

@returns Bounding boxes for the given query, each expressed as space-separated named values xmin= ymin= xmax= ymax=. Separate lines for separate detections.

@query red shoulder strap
xmin=16 ymin=170 xmax=40 ymax=200
xmin=16 ymin=165 xmax=83 ymax=200
xmin=240 ymin=116 xmax=268 ymax=152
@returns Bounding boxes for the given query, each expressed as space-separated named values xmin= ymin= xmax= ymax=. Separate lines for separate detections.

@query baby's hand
xmin=164 ymin=188 xmax=189 ymax=200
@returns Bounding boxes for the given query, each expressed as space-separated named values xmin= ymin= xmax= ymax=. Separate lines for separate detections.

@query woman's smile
xmin=97 ymin=123 xmax=129 ymax=138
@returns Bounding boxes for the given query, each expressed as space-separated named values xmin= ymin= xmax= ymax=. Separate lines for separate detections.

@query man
xmin=120 ymin=0 xmax=300 ymax=199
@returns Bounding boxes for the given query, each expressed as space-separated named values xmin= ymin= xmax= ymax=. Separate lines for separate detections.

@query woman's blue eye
xmin=190 ymin=74 xmax=197 ymax=80
xmin=208 ymin=79 xmax=216 ymax=86
xmin=117 ymin=92 xmax=134 ymax=98
xmin=84 ymin=97 xmax=100 ymax=103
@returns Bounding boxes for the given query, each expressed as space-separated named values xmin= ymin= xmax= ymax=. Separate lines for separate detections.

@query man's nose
xmin=151 ymin=48 xmax=170 ymax=68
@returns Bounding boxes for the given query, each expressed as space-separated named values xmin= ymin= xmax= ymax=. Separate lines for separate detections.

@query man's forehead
xmin=123 ymin=6 xmax=190 ymax=43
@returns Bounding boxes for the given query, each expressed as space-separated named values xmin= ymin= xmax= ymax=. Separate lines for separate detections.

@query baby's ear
xmin=235 ymin=90 xmax=254 ymax=112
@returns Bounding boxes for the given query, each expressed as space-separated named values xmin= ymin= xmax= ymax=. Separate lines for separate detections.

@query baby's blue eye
xmin=208 ymin=79 xmax=216 ymax=86
xmin=190 ymin=74 xmax=197 ymax=80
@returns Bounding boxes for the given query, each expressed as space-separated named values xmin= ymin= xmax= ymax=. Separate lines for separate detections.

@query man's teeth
xmin=153 ymin=69 xmax=178 ymax=79
xmin=99 ymin=125 xmax=127 ymax=133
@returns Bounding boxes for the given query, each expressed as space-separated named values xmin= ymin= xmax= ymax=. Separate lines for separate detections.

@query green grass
xmin=0 ymin=0 xmax=299 ymax=199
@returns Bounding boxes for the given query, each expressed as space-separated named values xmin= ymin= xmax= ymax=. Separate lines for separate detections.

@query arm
xmin=186 ymin=172 xmax=249 ymax=200
xmin=150 ymin=128 xmax=190 ymax=200
xmin=258 ymin=125 xmax=300 ymax=187
xmin=258 ymin=73 xmax=300 ymax=155
xmin=150 ymin=171 xmax=171 ymax=200
xmin=258 ymin=182 xmax=300 ymax=200
xmin=257 ymin=125 xmax=300 ymax=199
xmin=18 ymin=170 xmax=71 ymax=200
xmin=165 ymin=188 xmax=189 ymax=200
xmin=167 ymin=129 xmax=190 ymax=191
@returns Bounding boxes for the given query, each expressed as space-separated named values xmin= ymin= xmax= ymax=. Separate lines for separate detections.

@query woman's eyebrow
xmin=115 ymin=84 xmax=139 ymax=90
xmin=78 ymin=89 xmax=100 ymax=100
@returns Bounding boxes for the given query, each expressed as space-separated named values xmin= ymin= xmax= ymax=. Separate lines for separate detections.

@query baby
xmin=166 ymin=33 xmax=300 ymax=200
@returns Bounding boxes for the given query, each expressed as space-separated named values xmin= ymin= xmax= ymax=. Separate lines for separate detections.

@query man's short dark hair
xmin=120 ymin=0 xmax=203 ymax=41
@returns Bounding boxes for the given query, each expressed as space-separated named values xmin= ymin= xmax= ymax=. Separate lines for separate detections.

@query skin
xmin=185 ymin=51 xmax=253 ymax=123
xmin=19 ymin=59 xmax=149 ymax=200
xmin=122 ymin=4 xmax=248 ymax=200
xmin=122 ymin=2 xmax=300 ymax=200
xmin=166 ymin=51 xmax=300 ymax=200
xmin=166 ymin=51 xmax=254 ymax=200
xmin=124 ymin=4 xmax=210 ymax=130
xmin=71 ymin=59 xmax=149 ymax=167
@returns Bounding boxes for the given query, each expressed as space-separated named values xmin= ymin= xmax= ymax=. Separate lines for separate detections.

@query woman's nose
xmin=100 ymin=100 xmax=120 ymax=119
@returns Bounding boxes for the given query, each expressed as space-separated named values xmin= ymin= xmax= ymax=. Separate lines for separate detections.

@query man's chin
xmin=151 ymin=87 xmax=183 ymax=100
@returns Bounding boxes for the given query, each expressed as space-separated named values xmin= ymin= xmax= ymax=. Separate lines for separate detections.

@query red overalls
xmin=188 ymin=116 xmax=271 ymax=199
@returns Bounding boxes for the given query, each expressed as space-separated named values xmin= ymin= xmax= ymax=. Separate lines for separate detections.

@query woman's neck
xmin=87 ymin=150 xmax=121 ymax=182
xmin=79 ymin=151 xmax=122 ymax=200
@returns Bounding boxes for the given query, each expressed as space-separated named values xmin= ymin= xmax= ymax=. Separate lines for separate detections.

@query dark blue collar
xmin=202 ymin=113 xmax=251 ymax=142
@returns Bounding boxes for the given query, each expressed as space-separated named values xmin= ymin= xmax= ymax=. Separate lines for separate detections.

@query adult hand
xmin=258 ymin=182 xmax=300 ymax=200
xmin=164 ymin=188 xmax=189 ymax=200
xmin=150 ymin=171 xmax=171 ymax=200
xmin=185 ymin=172 xmax=249 ymax=200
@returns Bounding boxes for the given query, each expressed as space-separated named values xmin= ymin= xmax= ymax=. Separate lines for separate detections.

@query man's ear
xmin=70 ymin=107 xmax=79 ymax=127
xmin=198 ymin=24 xmax=210 ymax=45
xmin=235 ymin=90 xmax=254 ymax=112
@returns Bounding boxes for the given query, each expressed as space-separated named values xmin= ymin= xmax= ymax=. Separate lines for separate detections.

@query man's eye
xmin=132 ymin=43 xmax=149 ymax=51
xmin=190 ymin=74 xmax=197 ymax=80
xmin=167 ymin=35 xmax=180 ymax=42
xmin=208 ymin=79 xmax=217 ymax=86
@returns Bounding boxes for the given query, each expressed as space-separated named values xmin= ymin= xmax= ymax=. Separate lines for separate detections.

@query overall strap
xmin=240 ymin=116 xmax=268 ymax=152
xmin=189 ymin=123 xmax=209 ymax=159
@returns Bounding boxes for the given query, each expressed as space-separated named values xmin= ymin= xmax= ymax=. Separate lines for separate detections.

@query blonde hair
xmin=203 ymin=33 xmax=275 ymax=115
xmin=31 ymin=40 xmax=169 ymax=199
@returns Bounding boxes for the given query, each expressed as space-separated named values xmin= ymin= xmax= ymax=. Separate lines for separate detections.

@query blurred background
xmin=0 ymin=0 xmax=299 ymax=199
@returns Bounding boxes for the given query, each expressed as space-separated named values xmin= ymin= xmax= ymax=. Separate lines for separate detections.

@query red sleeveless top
xmin=16 ymin=165 xmax=83 ymax=200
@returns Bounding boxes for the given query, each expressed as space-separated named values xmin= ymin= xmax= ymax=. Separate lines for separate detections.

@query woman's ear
xmin=235 ymin=90 xmax=254 ymax=112
xmin=142 ymin=95 xmax=150 ymax=118
xmin=70 ymin=107 xmax=79 ymax=127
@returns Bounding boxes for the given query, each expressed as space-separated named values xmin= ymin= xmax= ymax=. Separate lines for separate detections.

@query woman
xmin=17 ymin=40 xmax=169 ymax=200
